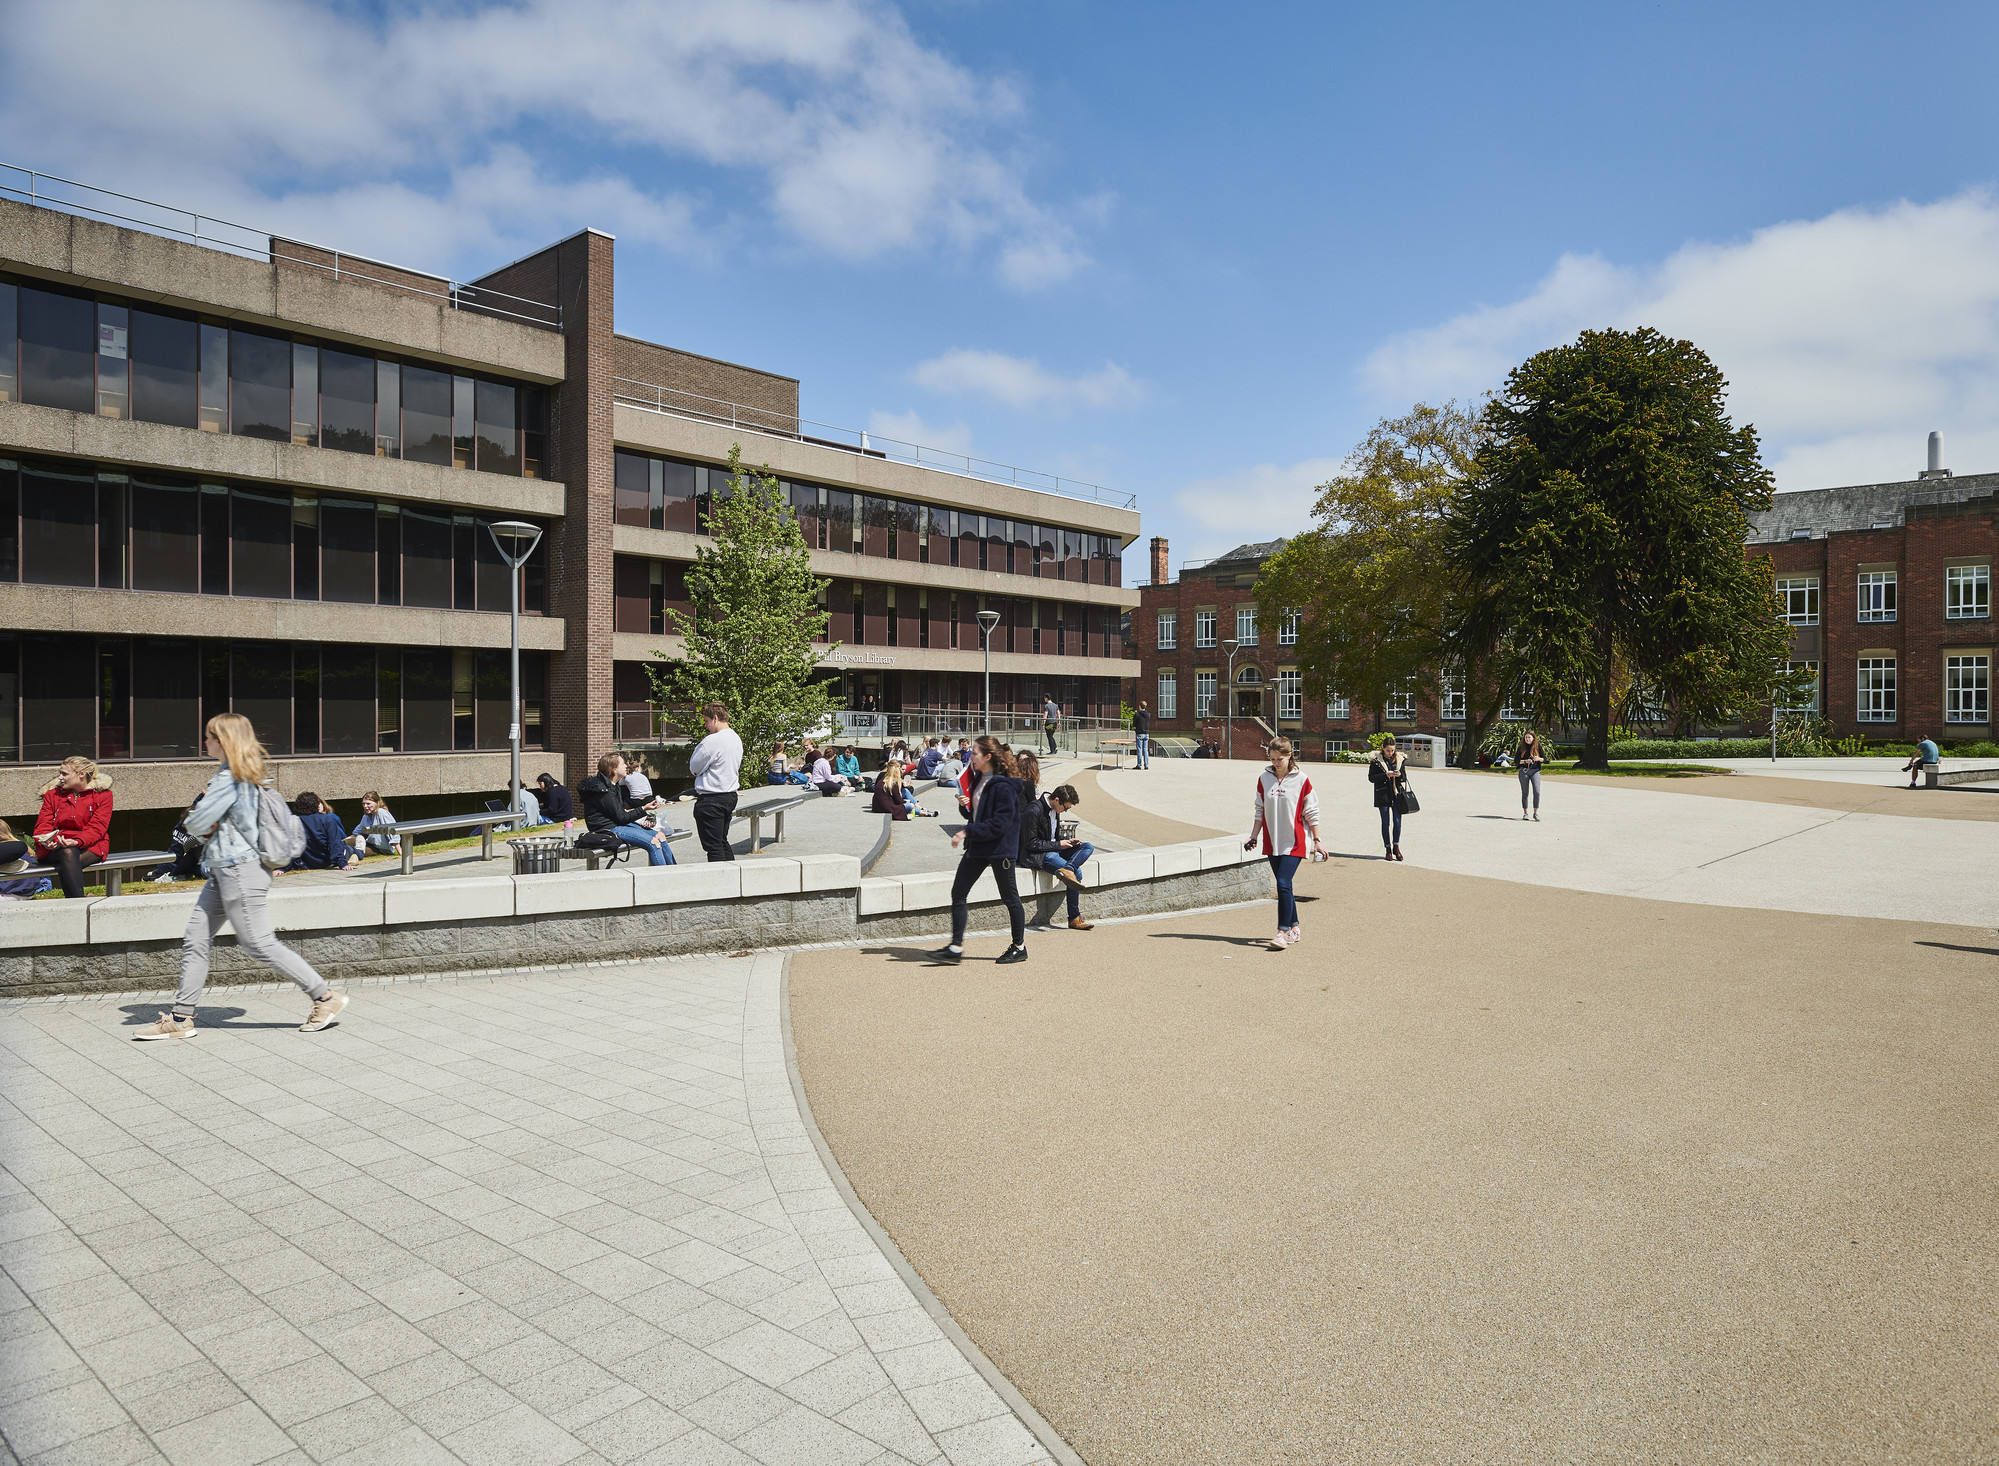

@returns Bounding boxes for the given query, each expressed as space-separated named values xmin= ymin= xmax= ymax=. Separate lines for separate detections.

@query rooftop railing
xmin=1 ymin=162 xmax=562 ymax=332
xmin=612 ymin=376 xmax=1138 ymax=511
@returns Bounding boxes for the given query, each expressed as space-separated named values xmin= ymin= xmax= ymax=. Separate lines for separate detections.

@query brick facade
xmin=612 ymin=336 xmax=799 ymax=436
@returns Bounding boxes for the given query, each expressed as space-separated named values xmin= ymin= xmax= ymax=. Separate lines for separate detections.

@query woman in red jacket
xmin=33 ymin=756 xmax=114 ymax=899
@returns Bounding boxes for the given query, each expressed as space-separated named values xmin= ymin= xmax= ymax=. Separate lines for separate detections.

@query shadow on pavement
xmin=1146 ymin=933 xmax=1269 ymax=947
xmin=118 ymin=1003 xmax=247 ymax=1026
xmin=1915 ymin=941 xmax=1999 ymax=958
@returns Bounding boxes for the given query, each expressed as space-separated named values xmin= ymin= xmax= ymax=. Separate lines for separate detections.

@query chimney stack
xmin=1919 ymin=431 xmax=1952 ymax=479
xmin=1150 ymin=536 xmax=1169 ymax=586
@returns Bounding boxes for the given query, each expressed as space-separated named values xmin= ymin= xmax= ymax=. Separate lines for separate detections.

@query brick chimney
xmin=1150 ymin=536 xmax=1169 ymax=586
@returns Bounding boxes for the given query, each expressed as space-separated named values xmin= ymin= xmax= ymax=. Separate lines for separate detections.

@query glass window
xmin=293 ymin=645 xmax=318 ymax=753
xmin=230 ymin=643 xmax=292 ymax=753
xmin=1857 ymin=657 xmax=1896 ymax=722
xmin=318 ymin=348 xmax=375 ymax=455
xmin=663 ymin=457 xmax=697 ymax=533
xmin=198 ymin=323 xmax=228 ymax=433
xmin=1328 ymin=692 xmax=1350 ymax=721
xmin=96 ymin=303 xmax=129 ymax=419
xmin=21 ymin=459 xmax=98 ymax=587
xmin=319 ymin=497 xmax=375 ymax=604
xmin=0 ymin=458 xmax=16 ymax=581
xmin=474 ymin=519 xmax=510 ymax=612
xmin=320 ymin=644 xmax=375 ymax=753
xmin=823 ymin=489 xmax=854 ymax=552
xmin=614 ymin=451 xmax=650 ymax=527
xmin=861 ymin=496 xmax=893 ymax=556
xmin=22 ymin=633 xmax=96 ymax=761
xmin=1236 ymin=606 xmax=1258 ymax=646
xmin=290 ymin=341 xmax=317 ymax=446
xmin=1946 ymin=564 xmax=1990 ymax=619
xmin=452 ymin=374 xmax=475 ymax=469
xmin=97 ymin=472 xmax=126 ymax=590
xmin=129 ymin=309 xmax=197 ymax=429
xmin=401 ymin=505 xmax=453 ymax=607
xmin=476 ymin=649 xmax=510 ymax=748
xmin=290 ymin=495 xmax=318 ymax=602
xmin=1946 ymin=655 xmax=1990 ymax=724
xmin=1857 ymin=571 xmax=1896 ymax=623
xmin=1386 ymin=682 xmax=1416 ymax=721
xmin=453 ymin=648 xmax=476 ymax=748
xmin=20 ymin=287 xmax=95 ymax=413
xmin=1280 ymin=607 xmax=1301 ymax=646
xmin=130 ymin=472 xmax=199 ymax=594
xmin=1779 ymin=660 xmax=1819 ymax=712
xmin=230 ymin=486 xmax=292 ymax=599
xmin=1194 ymin=609 xmax=1217 ymax=648
xmin=400 ymin=365 xmax=452 ymax=466
xmin=132 ymin=638 xmax=201 ymax=759
xmin=1776 ymin=577 xmax=1819 ymax=625
xmin=1441 ymin=670 xmax=1465 ymax=722
xmin=200 ymin=484 xmax=229 ymax=593
xmin=1157 ymin=670 xmax=1177 ymax=720
xmin=1157 ymin=610 xmax=1177 ymax=649
xmin=1195 ymin=671 xmax=1217 ymax=718
xmin=0 ymin=634 xmax=16 ymax=760
xmin=0 ymin=283 xmax=15 ymax=403
xmin=961 ymin=513 xmax=983 ymax=569
xmin=521 ymin=386 xmax=546 ymax=478
xmin=375 ymin=358 xmax=400 ymax=458
xmin=377 ymin=502 xmax=400 ymax=606
xmin=475 ymin=379 xmax=518 ymax=475
xmin=97 ymin=638 xmax=130 ymax=760
xmin=377 ymin=652 xmax=400 ymax=752
xmin=1278 ymin=669 xmax=1303 ymax=721
xmin=402 ymin=649 xmax=452 ymax=751
xmin=453 ymin=515 xmax=477 ymax=609
xmin=228 ymin=329 xmax=290 ymax=441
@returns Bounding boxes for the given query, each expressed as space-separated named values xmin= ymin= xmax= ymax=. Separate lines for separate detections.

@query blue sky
xmin=10 ymin=0 xmax=1999 ymax=576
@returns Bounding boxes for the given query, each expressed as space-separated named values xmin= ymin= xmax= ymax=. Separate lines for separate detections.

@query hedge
xmin=1609 ymin=739 xmax=1780 ymax=759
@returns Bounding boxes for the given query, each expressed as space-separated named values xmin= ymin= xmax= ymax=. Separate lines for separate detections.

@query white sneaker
xmin=1532 ymin=812 xmax=1540 ymax=821
xmin=300 ymin=992 xmax=347 ymax=1033
xmin=1287 ymin=926 xmax=1303 ymax=945
xmin=1268 ymin=930 xmax=1293 ymax=951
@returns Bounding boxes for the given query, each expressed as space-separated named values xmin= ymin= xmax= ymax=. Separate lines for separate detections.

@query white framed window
xmin=1946 ymin=564 xmax=1990 ymax=619
xmin=1235 ymin=606 xmax=1258 ymax=646
xmin=1156 ymin=610 xmax=1177 ymax=650
xmin=1194 ymin=609 xmax=1217 ymax=648
xmin=1857 ymin=571 xmax=1897 ymax=623
xmin=1277 ymin=669 xmax=1303 ymax=721
xmin=1157 ymin=669 xmax=1178 ymax=720
xmin=1778 ymin=660 xmax=1819 ymax=712
xmin=1946 ymin=654 xmax=1989 ymax=724
xmin=1857 ymin=657 xmax=1896 ymax=722
xmin=1777 ymin=577 xmax=1820 ymax=626
xmin=1278 ymin=607 xmax=1300 ymax=646
xmin=1441 ymin=669 xmax=1465 ymax=722
xmin=1194 ymin=670 xmax=1217 ymax=718
xmin=1385 ymin=681 xmax=1416 ymax=721
xmin=1327 ymin=692 xmax=1350 ymax=721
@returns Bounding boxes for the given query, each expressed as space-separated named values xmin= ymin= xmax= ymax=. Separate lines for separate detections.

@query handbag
xmin=1395 ymin=778 xmax=1420 ymax=815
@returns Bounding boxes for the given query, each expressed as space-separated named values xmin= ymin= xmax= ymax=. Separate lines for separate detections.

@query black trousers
xmin=950 ymin=855 xmax=1025 ymax=946
xmin=1044 ymin=723 xmax=1058 ymax=754
xmin=692 ymin=791 xmax=737 ymax=861
xmin=47 ymin=846 xmax=101 ymax=899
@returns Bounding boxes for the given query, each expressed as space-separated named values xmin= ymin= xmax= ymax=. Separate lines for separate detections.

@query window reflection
xmin=321 ymin=348 xmax=376 ymax=455
xmin=229 ymin=329 xmax=290 ymax=441
xmin=21 ymin=287 xmax=94 ymax=413
xmin=131 ymin=310 xmax=198 ymax=429
xmin=97 ymin=304 xmax=129 ymax=420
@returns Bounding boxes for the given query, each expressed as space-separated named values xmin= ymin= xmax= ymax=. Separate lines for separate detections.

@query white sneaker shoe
xmin=1287 ymin=926 xmax=1303 ymax=945
xmin=300 ymin=992 xmax=347 ymax=1033
xmin=1268 ymin=930 xmax=1293 ymax=951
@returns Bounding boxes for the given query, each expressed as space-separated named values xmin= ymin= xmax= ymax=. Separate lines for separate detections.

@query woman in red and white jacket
xmin=1242 ymin=737 xmax=1324 ymax=950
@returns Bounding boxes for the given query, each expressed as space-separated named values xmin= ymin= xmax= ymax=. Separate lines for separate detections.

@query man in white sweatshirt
xmin=688 ymin=702 xmax=745 ymax=862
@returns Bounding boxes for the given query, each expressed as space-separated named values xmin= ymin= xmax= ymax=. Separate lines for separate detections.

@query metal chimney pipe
xmin=1928 ymin=432 xmax=1942 ymax=473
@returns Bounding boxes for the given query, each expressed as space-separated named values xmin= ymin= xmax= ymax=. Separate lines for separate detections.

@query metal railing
xmin=612 ymin=376 xmax=1138 ymax=511
xmin=2 ymin=162 xmax=562 ymax=332
xmin=612 ymin=707 xmax=1136 ymax=760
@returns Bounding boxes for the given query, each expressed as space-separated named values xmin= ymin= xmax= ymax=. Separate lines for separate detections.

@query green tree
xmin=1256 ymin=402 xmax=1507 ymax=765
xmin=646 ymin=446 xmax=837 ymax=787
xmin=1449 ymin=328 xmax=1805 ymax=769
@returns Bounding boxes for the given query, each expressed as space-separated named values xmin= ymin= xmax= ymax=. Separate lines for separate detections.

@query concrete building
xmin=0 ymin=191 xmax=1139 ymax=843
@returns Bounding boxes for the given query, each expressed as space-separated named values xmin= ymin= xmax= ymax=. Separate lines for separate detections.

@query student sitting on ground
xmin=287 ymin=792 xmax=356 ymax=872
xmin=149 ymin=790 xmax=209 ymax=884
xmin=835 ymin=745 xmax=865 ymax=791
xmin=348 ymin=791 xmax=398 ymax=858
xmin=810 ymin=748 xmax=847 ymax=797
xmin=768 ymin=741 xmax=793 ymax=786
xmin=535 ymin=772 xmax=574 ymax=823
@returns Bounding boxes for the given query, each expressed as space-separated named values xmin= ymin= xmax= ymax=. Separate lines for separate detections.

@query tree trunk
xmin=1581 ymin=626 xmax=1614 ymax=769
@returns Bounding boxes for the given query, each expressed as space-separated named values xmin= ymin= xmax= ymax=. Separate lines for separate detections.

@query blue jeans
xmin=1378 ymin=804 xmax=1402 ymax=848
xmin=1036 ymin=843 xmax=1095 ymax=918
xmin=1269 ymin=854 xmax=1302 ymax=928
xmin=1134 ymin=733 xmax=1149 ymax=768
xmin=613 ymin=824 xmax=675 ymax=865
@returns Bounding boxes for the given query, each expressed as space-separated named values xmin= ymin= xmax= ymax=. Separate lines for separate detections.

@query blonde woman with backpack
xmin=133 ymin=713 xmax=346 ymax=1040
xmin=1243 ymin=737 xmax=1324 ymax=950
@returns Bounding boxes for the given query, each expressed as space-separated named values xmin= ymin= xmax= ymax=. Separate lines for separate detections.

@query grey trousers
xmin=177 ymin=861 xmax=330 ymax=1014
xmin=1518 ymin=767 xmax=1542 ymax=809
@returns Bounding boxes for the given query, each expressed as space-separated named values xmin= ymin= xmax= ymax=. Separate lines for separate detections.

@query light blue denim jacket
xmin=186 ymin=765 xmax=260 ymax=874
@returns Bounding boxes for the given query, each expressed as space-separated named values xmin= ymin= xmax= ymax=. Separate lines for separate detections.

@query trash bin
xmin=511 ymin=836 xmax=565 ymax=875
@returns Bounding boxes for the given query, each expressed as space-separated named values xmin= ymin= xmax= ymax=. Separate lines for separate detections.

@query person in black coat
xmin=578 ymin=753 xmax=675 ymax=865
xmin=536 ymin=771 xmax=574 ymax=823
xmin=930 ymin=736 xmax=1028 ymax=965
xmin=285 ymin=792 xmax=355 ymax=872
xmin=1368 ymin=743 xmax=1410 ymax=860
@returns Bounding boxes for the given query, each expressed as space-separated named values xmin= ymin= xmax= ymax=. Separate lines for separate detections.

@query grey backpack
xmin=254 ymin=784 xmax=309 ymax=870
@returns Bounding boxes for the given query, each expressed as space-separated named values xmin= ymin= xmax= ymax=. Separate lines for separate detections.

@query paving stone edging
xmin=3 ymin=839 xmax=1273 ymax=996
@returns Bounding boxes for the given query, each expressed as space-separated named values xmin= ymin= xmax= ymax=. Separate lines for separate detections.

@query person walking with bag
xmin=930 ymin=736 xmax=1029 ymax=965
xmin=1243 ymin=737 xmax=1323 ymax=949
xmin=1516 ymin=730 xmax=1547 ymax=821
xmin=688 ymin=702 xmax=743 ymax=861
xmin=1369 ymin=740 xmax=1411 ymax=861
xmin=133 ymin=714 xmax=346 ymax=1040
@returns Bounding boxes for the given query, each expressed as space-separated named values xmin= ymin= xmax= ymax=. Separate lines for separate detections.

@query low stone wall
xmin=2 ymin=839 xmax=1272 ymax=997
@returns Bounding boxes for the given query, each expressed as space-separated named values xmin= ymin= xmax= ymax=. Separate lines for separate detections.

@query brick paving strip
xmin=0 ymin=954 xmax=1063 ymax=1466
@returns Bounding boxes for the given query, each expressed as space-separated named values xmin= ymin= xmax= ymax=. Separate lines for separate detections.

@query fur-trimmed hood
xmin=38 ymin=769 xmax=114 ymax=797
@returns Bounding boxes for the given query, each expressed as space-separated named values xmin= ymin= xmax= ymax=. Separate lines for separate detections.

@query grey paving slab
xmin=0 ymin=955 xmax=1053 ymax=1466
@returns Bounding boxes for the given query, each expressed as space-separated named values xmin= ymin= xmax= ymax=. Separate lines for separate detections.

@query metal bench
xmin=384 ymin=810 xmax=531 ymax=876
xmin=515 ymin=828 xmax=695 ymax=873
xmin=12 ymin=849 xmax=176 ymax=898
xmin=735 ymin=795 xmax=809 ymax=851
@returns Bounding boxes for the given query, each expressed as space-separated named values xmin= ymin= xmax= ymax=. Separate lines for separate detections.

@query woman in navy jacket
xmin=930 ymin=736 xmax=1028 ymax=965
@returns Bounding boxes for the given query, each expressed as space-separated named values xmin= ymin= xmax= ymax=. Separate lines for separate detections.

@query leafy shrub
xmin=1609 ymin=738 xmax=1776 ymax=759
xmin=1480 ymin=722 xmax=1526 ymax=758
xmin=1365 ymin=731 xmax=1395 ymax=751
xmin=1953 ymin=740 xmax=1999 ymax=758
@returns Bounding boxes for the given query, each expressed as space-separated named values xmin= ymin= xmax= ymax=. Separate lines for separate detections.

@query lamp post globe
xmin=486 ymin=521 xmax=544 ymax=821
xmin=976 ymin=609 xmax=1001 ymax=736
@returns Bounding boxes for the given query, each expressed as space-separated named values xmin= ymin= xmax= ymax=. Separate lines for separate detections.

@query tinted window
xmin=0 ymin=635 xmax=16 ymax=760
xmin=320 ymin=644 xmax=375 ymax=754
xmin=290 ymin=342 xmax=316 ymax=446
xmin=375 ymin=359 xmax=399 ymax=457
xmin=475 ymin=380 xmax=518 ymax=475
xmin=132 ymin=637 xmax=201 ymax=758
xmin=22 ymin=632 xmax=96 ymax=761
xmin=453 ymin=376 xmax=475 ymax=469
xmin=293 ymin=645 xmax=318 ymax=752
xmin=475 ymin=519 xmax=510 ymax=611
xmin=200 ymin=484 xmax=230 ymax=593
xmin=230 ymin=486 xmax=293 ymax=599
xmin=0 ymin=284 xmax=15 ymax=403
xmin=320 ymin=348 xmax=375 ymax=455
xmin=614 ymin=451 xmax=650 ymax=527
xmin=319 ymin=497 xmax=375 ymax=603
xmin=401 ymin=649 xmax=452 ymax=751
xmin=21 ymin=459 xmax=97 ymax=586
xmin=130 ymin=310 xmax=198 ymax=428
xmin=824 ymin=490 xmax=853 ymax=551
xmin=229 ymin=329 xmax=290 ymax=441
xmin=97 ymin=304 xmax=129 ymax=421
xmin=0 ymin=459 xmax=16 ymax=581
xmin=130 ymin=472 xmax=200 ymax=594
xmin=20 ymin=288 xmax=94 ymax=413
xmin=401 ymin=505 xmax=452 ymax=607
xmin=231 ymin=642 xmax=292 ymax=754
xmin=401 ymin=365 xmax=452 ymax=465
xmin=377 ymin=503 xmax=400 ymax=605
xmin=475 ymin=649 xmax=509 ymax=747
xmin=97 ymin=473 xmax=126 ymax=589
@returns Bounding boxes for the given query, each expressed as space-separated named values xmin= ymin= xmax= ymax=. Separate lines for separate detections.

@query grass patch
xmin=1478 ymin=761 xmax=1724 ymax=779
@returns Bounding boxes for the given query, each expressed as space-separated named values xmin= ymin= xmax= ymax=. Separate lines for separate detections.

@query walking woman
xmin=1517 ymin=730 xmax=1547 ymax=821
xmin=1369 ymin=740 xmax=1410 ymax=861
xmin=1244 ymin=737 xmax=1324 ymax=949
xmin=929 ymin=736 xmax=1028 ymax=966
xmin=134 ymin=714 xmax=347 ymax=1040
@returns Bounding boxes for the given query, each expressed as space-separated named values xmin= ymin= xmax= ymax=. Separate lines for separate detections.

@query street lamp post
xmin=1222 ymin=637 xmax=1240 ymax=760
xmin=977 ymin=609 xmax=1001 ymax=737
xmin=486 ymin=521 xmax=544 ymax=822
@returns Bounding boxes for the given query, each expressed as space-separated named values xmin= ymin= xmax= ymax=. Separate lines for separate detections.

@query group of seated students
xmin=1 ymin=755 xmax=116 ymax=900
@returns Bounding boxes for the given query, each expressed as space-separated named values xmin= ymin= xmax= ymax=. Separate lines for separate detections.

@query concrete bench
xmin=1928 ymin=764 xmax=1999 ymax=789
xmin=12 ymin=849 xmax=175 ymax=898
xmin=737 ymin=796 xmax=809 ymax=851
xmin=384 ymin=811 xmax=528 ymax=876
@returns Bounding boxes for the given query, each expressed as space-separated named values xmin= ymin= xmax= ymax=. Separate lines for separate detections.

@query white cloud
xmin=0 ymin=0 xmax=1089 ymax=288
xmin=912 ymin=349 xmax=1144 ymax=411
xmin=866 ymin=409 xmax=973 ymax=456
xmin=1363 ymin=191 xmax=1999 ymax=489
xmin=1170 ymin=457 xmax=1344 ymax=560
